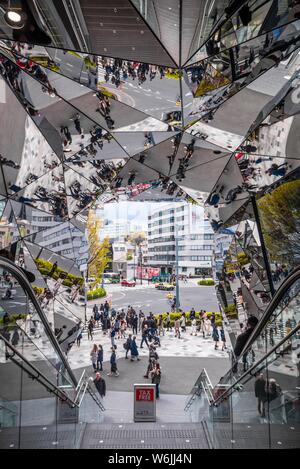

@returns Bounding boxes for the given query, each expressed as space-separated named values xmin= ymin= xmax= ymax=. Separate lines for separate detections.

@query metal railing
xmin=212 ymin=322 xmax=300 ymax=407
xmin=0 ymin=256 xmax=77 ymax=387
xmin=184 ymin=368 xmax=213 ymax=411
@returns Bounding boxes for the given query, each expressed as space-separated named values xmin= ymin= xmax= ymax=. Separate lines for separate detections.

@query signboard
xmin=136 ymin=267 xmax=160 ymax=279
xmin=134 ymin=384 xmax=156 ymax=422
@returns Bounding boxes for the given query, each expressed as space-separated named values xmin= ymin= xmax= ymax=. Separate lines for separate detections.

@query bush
xmin=165 ymin=69 xmax=182 ymax=80
xmin=198 ymin=279 xmax=215 ymax=286
xmin=35 ymin=258 xmax=84 ymax=287
xmin=32 ymin=285 xmax=45 ymax=296
xmin=154 ymin=311 xmax=221 ymax=324
xmin=0 ymin=313 xmax=27 ymax=326
xmin=87 ymin=287 xmax=106 ymax=300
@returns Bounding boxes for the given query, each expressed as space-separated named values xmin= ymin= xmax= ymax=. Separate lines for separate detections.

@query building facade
xmin=147 ymin=202 xmax=215 ymax=276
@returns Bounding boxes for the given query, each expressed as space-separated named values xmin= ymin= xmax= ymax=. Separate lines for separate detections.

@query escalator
xmin=0 ymin=257 xmax=105 ymax=448
xmin=185 ymin=267 xmax=300 ymax=448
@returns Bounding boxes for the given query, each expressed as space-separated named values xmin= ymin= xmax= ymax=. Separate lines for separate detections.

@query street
xmin=104 ymin=282 xmax=219 ymax=314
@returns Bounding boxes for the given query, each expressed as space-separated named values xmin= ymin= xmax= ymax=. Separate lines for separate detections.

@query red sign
xmin=136 ymin=267 xmax=160 ymax=279
xmin=135 ymin=388 xmax=154 ymax=402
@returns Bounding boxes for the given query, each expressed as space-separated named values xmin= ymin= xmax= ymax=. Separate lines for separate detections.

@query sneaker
xmin=143 ymin=375 xmax=148 ymax=378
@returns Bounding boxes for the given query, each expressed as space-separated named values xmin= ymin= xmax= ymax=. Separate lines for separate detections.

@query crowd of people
xmin=74 ymin=301 xmax=230 ymax=401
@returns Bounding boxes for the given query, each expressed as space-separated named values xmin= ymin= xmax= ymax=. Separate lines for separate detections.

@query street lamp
xmin=175 ymin=224 xmax=180 ymax=311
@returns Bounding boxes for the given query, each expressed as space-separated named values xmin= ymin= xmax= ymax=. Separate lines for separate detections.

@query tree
xmin=125 ymin=232 xmax=146 ymax=282
xmin=86 ymin=210 xmax=112 ymax=288
xmin=258 ymin=179 xmax=300 ymax=266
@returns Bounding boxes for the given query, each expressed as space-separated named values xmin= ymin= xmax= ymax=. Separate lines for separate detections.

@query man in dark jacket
xmin=254 ymin=373 xmax=267 ymax=417
xmin=233 ymin=315 xmax=259 ymax=372
xmin=93 ymin=372 xmax=106 ymax=398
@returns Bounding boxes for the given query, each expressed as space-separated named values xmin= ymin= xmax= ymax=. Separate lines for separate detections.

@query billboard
xmin=136 ymin=266 xmax=160 ymax=279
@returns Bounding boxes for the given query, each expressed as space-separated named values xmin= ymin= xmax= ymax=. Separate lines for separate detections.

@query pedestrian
xmin=158 ymin=314 xmax=164 ymax=336
xmin=76 ymin=327 xmax=83 ymax=346
xmin=175 ymin=317 xmax=181 ymax=338
xmin=132 ymin=314 xmax=138 ymax=335
xmin=255 ymin=373 xmax=267 ymax=417
xmin=150 ymin=362 xmax=161 ymax=399
xmin=97 ymin=344 xmax=104 ymax=371
xmin=191 ymin=317 xmax=197 ymax=336
xmin=130 ymin=336 xmax=140 ymax=361
xmin=110 ymin=327 xmax=116 ymax=348
xmin=233 ymin=316 xmax=259 ymax=372
xmin=189 ymin=307 xmax=196 ymax=320
xmin=108 ymin=347 xmax=119 ymax=376
xmin=220 ymin=327 xmax=227 ymax=350
xmin=166 ymin=312 xmax=171 ymax=331
xmin=90 ymin=344 xmax=98 ymax=372
xmin=87 ymin=317 xmax=94 ymax=340
xmin=124 ymin=333 xmax=132 ymax=359
xmin=93 ymin=372 xmax=106 ymax=398
xmin=212 ymin=325 xmax=219 ymax=350
xmin=180 ymin=313 xmax=186 ymax=333
xmin=140 ymin=325 xmax=149 ymax=348
xmin=144 ymin=344 xmax=159 ymax=378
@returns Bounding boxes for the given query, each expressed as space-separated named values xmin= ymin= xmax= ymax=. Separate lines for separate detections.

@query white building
xmin=30 ymin=210 xmax=88 ymax=271
xmin=147 ymin=202 xmax=215 ymax=277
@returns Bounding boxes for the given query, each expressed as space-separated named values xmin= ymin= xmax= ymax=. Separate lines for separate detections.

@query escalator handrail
xmin=1 ymin=334 xmax=105 ymax=413
xmin=0 ymin=333 xmax=78 ymax=407
xmin=212 ymin=322 xmax=300 ymax=407
xmin=227 ymin=266 xmax=300 ymax=375
xmin=0 ymin=256 xmax=77 ymax=387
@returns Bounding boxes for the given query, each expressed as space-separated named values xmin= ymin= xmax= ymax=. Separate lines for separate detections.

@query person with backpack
xmin=130 ymin=336 xmax=140 ymax=362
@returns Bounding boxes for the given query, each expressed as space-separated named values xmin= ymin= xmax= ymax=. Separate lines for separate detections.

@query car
xmin=121 ymin=280 xmax=136 ymax=287
xmin=155 ymin=283 xmax=175 ymax=291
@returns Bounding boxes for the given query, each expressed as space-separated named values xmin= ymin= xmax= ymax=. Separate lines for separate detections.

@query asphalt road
xmin=106 ymin=283 xmax=219 ymax=313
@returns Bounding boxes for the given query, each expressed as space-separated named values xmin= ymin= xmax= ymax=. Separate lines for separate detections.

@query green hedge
xmin=224 ymin=304 xmax=238 ymax=318
xmin=165 ymin=70 xmax=182 ymax=80
xmin=0 ymin=313 xmax=27 ymax=326
xmin=154 ymin=311 xmax=221 ymax=326
xmin=35 ymin=258 xmax=84 ymax=287
xmin=32 ymin=285 xmax=45 ymax=296
xmin=87 ymin=287 xmax=106 ymax=300
xmin=198 ymin=279 xmax=215 ymax=286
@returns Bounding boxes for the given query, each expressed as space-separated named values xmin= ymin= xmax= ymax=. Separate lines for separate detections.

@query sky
xmin=101 ymin=201 xmax=160 ymax=230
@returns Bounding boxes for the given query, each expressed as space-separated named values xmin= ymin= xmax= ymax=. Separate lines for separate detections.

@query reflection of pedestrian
xmin=255 ymin=373 xmax=267 ymax=417
xmin=11 ymin=328 xmax=20 ymax=346
xmin=49 ymin=261 xmax=58 ymax=277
